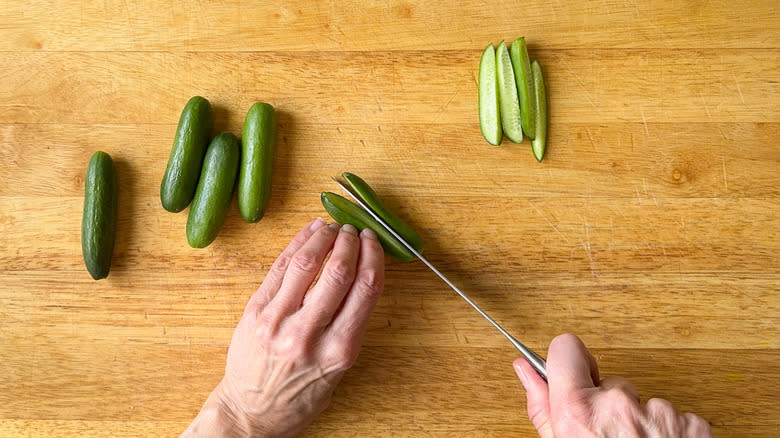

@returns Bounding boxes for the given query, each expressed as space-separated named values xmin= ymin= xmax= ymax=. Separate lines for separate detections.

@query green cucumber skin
xmin=531 ymin=61 xmax=548 ymax=162
xmin=161 ymin=96 xmax=214 ymax=213
xmin=496 ymin=41 xmax=524 ymax=143
xmin=341 ymin=172 xmax=424 ymax=252
xmin=238 ymin=102 xmax=277 ymax=223
xmin=478 ymin=44 xmax=502 ymax=146
xmin=321 ymin=192 xmax=416 ymax=262
xmin=510 ymin=38 xmax=537 ymax=140
xmin=186 ymin=132 xmax=240 ymax=248
xmin=81 ymin=151 xmax=118 ymax=280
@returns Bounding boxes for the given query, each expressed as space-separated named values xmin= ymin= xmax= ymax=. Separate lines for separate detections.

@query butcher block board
xmin=0 ymin=1 xmax=778 ymax=437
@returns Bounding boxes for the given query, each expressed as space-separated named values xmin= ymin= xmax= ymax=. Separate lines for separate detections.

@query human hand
xmin=514 ymin=334 xmax=712 ymax=438
xmin=181 ymin=218 xmax=385 ymax=438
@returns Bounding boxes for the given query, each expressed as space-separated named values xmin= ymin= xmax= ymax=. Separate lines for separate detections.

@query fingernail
xmin=514 ymin=361 xmax=528 ymax=387
xmin=328 ymin=222 xmax=341 ymax=231
xmin=360 ymin=228 xmax=378 ymax=240
xmin=309 ymin=217 xmax=326 ymax=231
xmin=341 ymin=223 xmax=358 ymax=235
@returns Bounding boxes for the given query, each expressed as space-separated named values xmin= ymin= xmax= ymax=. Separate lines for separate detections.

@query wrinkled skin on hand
xmin=181 ymin=218 xmax=385 ymax=438
xmin=514 ymin=334 xmax=713 ymax=438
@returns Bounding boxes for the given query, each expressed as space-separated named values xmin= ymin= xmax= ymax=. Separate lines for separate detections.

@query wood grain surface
xmin=1 ymin=1 xmax=778 ymax=437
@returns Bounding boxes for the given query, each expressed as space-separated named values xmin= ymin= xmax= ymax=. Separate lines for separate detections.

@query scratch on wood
xmin=529 ymin=201 xmax=569 ymax=242
xmin=561 ymin=58 xmax=600 ymax=112
xmin=721 ymin=156 xmax=729 ymax=191
xmin=585 ymin=127 xmax=597 ymax=152
xmin=640 ymin=106 xmax=650 ymax=136
xmin=733 ymin=73 xmax=746 ymax=104
xmin=700 ymin=91 xmax=712 ymax=119
xmin=581 ymin=219 xmax=598 ymax=276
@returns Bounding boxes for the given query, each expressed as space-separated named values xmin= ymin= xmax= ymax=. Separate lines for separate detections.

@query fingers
xmin=683 ymin=412 xmax=713 ymax=437
xmin=299 ymin=224 xmax=362 ymax=327
xmin=325 ymin=228 xmax=385 ymax=365
xmin=247 ymin=218 xmax=328 ymax=312
xmin=547 ymin=333 xmax=599 ymax=396
xmin=514 ymin=358 xmax=554 ymax=438
xmin=261 ymin=222 xmax=341 ymax=322
xmin=600 ymin=376 xmax=640 ymax=403
xmin=643 ymin=399 xmax=713 ymax=437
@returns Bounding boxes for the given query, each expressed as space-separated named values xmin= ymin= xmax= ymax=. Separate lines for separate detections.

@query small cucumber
xmin=478 ymin=44 xmax=502 ymax=146
xmin=161 ymin=96 xmax=214 ymax=213
xmin=496 ymin=41 xmax=524 ymax=143
xmin=238 ymin=102 xmax=277 ymax=223
xmin=341 ymin=172 xmax=424 ymax=252
xmin=321 ymin=192 xmax=416 ymax=262
xmin=510 ymin=37 xmax=536 ymax=140
xmin=186 ymin=132 xmax=240 ymax=248
xmin=531 ymin=60 xmax=548 ymax=162
xmin=81 ymin=151 xmax=118 ymax=280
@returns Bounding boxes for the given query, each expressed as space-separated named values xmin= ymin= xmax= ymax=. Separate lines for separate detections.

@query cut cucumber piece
xmin=478 ymin=44 xmax=502 ymax=145
xmin=510 ymin=37 xmax=536 ymax=140
xmin=496 ymin=41 xmax=524 ymax=143
xmin=341 ymin=172 xmax=424 ymax=253
xmin=531 ymin=60 xmax=548 ymax=162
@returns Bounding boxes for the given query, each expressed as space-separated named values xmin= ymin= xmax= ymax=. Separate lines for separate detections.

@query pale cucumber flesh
xmin=478 ymin=44 xmax=502 ymax=145
xmin=531 ymin=61 xmax=548 ymax=162
xmin=496 ymin=41 xmax=523 ymax=143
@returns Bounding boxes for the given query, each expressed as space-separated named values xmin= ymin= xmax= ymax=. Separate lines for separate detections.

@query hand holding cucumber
xmin=321 ymin=172 xmax=424 ymax=262
xmin=180 ymin=219 xmax=385 ymax=438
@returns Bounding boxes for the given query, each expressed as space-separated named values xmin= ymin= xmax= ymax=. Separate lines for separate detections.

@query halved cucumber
xmin=341 ymin=172 xmax=424 ymax=253
xmin=496 ymin=41 xmax=524 ymax=143
xmin=478 ymin=44 xmax=502 ymax=145
xmin=510 ymin=37 xmax=536 ymax=140
xmin=321 ymin=192 xmax=416 ymax=262
xmin=531 ymin=60 xmax=548 ymax=162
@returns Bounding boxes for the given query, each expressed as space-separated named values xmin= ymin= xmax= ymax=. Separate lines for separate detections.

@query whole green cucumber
xmin=321 ymin=192 xmax=416 ymax=262
xmin=81 ymin=151 xmax=118 ymax=280
xmin=238 ymin=102 xmax=277 ymax=223
xmin=186 ymin=132 xmax=240 ymax=248
xmin=160 ymin=96 xmax=214 ymax=212
xmin=341 ymin=172 xmax=424 ymax=252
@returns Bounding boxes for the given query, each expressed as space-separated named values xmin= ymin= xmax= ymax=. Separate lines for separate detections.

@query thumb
xmin=514 ymin=358 xmax=553 ymax=438
xmin=547 ymin=333 xmax=599 ymax=395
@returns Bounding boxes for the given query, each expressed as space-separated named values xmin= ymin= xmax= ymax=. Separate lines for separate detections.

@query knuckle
xmin=291 ymin=249 xmax=321 ymax=274
xmin=646 ymin=397 xmax=675 ymax=414
xmin=277 ymin=330 xmax=311 ymax=358
xmin=271 ymin=253 xmax=292 ymax=273
xmin=355 ymin=268 xmax=384 ymax=298
xmin=684 ymin=413 xmax=712 ymax=435
xmin=599 ymin=388 xmax=640 ymax=416
xmin=323 ymin=258 xmax=356 ymax=288
xmin=326 ymin=341 xmax=358 ymax=371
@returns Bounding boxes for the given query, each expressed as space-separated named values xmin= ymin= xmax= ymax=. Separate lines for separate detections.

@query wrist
xmin=180 ymin=384 xmax=252 ymax=438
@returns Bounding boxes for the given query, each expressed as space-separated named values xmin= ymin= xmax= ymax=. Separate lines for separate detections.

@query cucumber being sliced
xmin=341 ymin=172 xmax=424 ymax=253
xmin=496 ymin=41 xmax=524 ymax=143
xmin=510 ymin=37 xmax=536 ymax=140
xmin=478 ymin=44 xmax=502 ymax=145
xmin=531 ymin=60 xmax=548 ymax=162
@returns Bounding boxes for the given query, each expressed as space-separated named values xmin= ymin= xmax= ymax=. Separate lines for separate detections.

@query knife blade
xmin=332 ymin=177 xmax=547 ymax=380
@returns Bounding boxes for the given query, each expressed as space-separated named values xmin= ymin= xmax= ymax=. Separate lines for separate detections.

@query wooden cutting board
xmin=0 ymin=1 xmax=778 ymax=436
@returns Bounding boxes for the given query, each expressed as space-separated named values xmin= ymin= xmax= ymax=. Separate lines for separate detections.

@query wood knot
xmin=672 ymin=168 xmax=682 ymax=181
